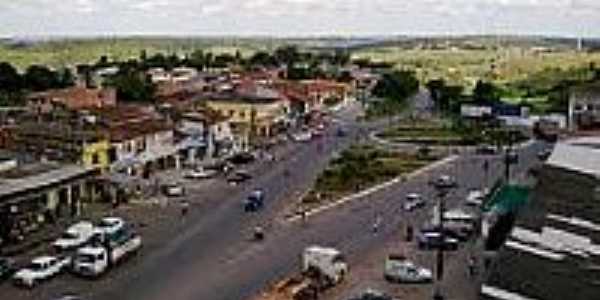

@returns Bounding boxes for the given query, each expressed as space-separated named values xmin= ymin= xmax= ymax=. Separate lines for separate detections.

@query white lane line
xmin=286 ymin=155 xmax=459 ymax=223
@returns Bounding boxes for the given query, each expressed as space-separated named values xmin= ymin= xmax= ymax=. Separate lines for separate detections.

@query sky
xmin=1 ymin=0 xmax=600 ymax=38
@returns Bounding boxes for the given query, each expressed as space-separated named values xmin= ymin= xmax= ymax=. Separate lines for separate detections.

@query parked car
xmin=163 ymin=183 xmax=185 ymax=197
xmin=403 ymin=193 xmax=425 ymax=211
xmin=537 ymin=149 xmax=552 ymax=161
xmin=0 ymin=257 xmax=16 ymax=281
xmin=417 ymin=230 xmax=459 ymax=251
xmin=336 ymin=127 xmax=347 ymax=137
xmin=227 ymin=152 xmax=255 ymax=165
xmin=227 ymin=170 xmax=252 ymax=185
xmin=244 ymin=189 xmax=265 ymax=212
xmin=421 ymin=225 xmax=471 ymax=242
xmin=95 ymin=217 xmax=125 ymax=236
xmin=53 ymin=221 xmax=96 ymax=251
xmin=184 ymin=168 xmax=218 ymax=179
xmin=383 ymin=254 xmax=432 ymax=283
xmin=347 ymin=289 xmax=395 ymax=300
xmin=13 ymin=256 xmax=71 ymax=288
xmin=432 ymin=174 xmax=457 ymax=189
xmin=50 ymin=295 xmax=84 ymax=300
xmin=476 ymin=145 xmax=497 ymax=155
xmin=292 ymin=131 xmax=312 ymax=142
xmin=465 ymin=189 xmax=485 ymax=207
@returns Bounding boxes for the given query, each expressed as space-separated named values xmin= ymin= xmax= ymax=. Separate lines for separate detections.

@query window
xmin=92 ymin=153 xmax=100 ymax=165
xmin=229 ymin=110 xmax=235 ymax=117
xmin=239 ymin=111 xmax=246 ymax=119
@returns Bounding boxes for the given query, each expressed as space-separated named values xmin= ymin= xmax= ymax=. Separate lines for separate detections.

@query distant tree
xmin=274 ymin=45 xmax=300 ymax=66
xmin=248 ymin=51 xmax=276 ymax=67
xmin=0 ymin=62 xmax=22 ymax=92
xmin=372 ymin=70 xmax=420 ymax=102
xmin=234 ymin=50 xmax=243 ymax=64
xmin=76 ymin=64 xmax=93 ymax=87
xmin=105 ymin=67 xmax=155 ymax=103
xmin=146 ymin=53 xmax=168 ymax=70
xmin=473 ymin=80 xmax=500 ymax=104
xmin=57 ymin=68 xmax=75 ymax=88
xmin=23 ymin=65 xmax=60 ymax=91
xmin=352 ymin=58 xmax=371 ymax=69
xmin=189 ymin=49 xmax=206 ymax=70
xmin=212 ymin=53 xmax=236 ymax=69
xmin=0 ymin=62 xmax=24 ymax=106
xmin=96 ymin=55 xmax=110 ymax=68
xmin=332 ymin=50 xmax=350 ymax=66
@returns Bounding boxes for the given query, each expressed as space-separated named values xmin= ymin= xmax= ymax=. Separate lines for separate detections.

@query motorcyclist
xmin=253 ymin=225 xmax=264 ymax=241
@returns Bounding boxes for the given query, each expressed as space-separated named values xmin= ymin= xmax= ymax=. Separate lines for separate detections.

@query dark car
xmin=421 ymin=226 xmax=471 ymax=242
xmin=417 ymin=230 xmax=459 ymax=251
xmin=227 ymin=152 xmax=255 ymax=165
xmin=227 ymin=170 xmax=252 ymax=185
xmin=0 ymin=257 xmax=16 ymax=281
xmin=347 ymin=290 xmax=394 ymax=300
xmin=537 ymin=149 xmax=552 ymax=161
xmin=476 ymin=145 xmax=497 ymax=155
xmin=244 ymin=189 xmax=265 ymax=212
xmin=336 ymin=127 xmax=347 ymax=137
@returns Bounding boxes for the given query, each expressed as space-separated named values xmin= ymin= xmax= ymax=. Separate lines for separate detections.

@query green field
xmin=0 ymin=38 xmax=272 ymax=70
xmin=353 ymin=47 xmax=600 ymax=91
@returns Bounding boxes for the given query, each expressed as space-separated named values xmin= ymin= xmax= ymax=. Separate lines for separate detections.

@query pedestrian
xmin=180 ymin=200 xmax=190 ymax=217
xmin=468 ymin=255 xmax=477 ymax=277
xmin=372 ymin=214 xmax=382 ymax=233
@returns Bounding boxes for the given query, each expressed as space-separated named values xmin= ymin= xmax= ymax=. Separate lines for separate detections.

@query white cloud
xmin=0 ymin=0 xmax=599 ymax=37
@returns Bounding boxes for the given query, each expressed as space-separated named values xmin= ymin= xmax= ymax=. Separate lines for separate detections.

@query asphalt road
xmin=88 ymin=107 xmax=548 ymax=300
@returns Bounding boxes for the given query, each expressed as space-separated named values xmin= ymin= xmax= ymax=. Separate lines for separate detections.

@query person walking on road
xmin=468 ymin=255 xmax=477 ymax=277
xmin=372 ymin=214 xmax=382 ymax=233
xmin=180 ymin=200 xmax=190 ymax=217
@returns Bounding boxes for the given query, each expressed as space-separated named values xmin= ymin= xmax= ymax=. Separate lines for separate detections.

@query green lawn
xmin=297 ymin=145 xmax=437 ymax=211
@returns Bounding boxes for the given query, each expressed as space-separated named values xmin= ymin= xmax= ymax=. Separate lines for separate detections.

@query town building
xmin=205 ymin=84 xmax=290 ymax=148
xmin=0 ymin=161 xmax=99 ymax=248
xmin=481 ymin=136 xmax=600 ymax=300
xmin=568 ymin=81 xmax=600 ymax=131
xmin=27 ymin=86 xmax=117 ymax=114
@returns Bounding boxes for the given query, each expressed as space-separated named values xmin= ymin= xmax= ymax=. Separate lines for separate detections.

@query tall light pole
xmin=430 ymin=174 xmax=457 ymax=300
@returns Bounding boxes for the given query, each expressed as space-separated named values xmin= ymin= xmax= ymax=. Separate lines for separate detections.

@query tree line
xmin=0 ymin=62 xmax=75 ymax=106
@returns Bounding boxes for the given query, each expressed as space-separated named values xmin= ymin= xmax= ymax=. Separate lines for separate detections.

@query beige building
xmin=205 ymin=88 xmax=289 ymax=147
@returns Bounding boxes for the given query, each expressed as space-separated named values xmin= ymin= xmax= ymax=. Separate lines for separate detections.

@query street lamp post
xmin=430 ymin=175 xmax=457 ymax=300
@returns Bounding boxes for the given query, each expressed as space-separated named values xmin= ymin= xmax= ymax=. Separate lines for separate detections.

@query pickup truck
xmin=13 ymin=256 xmax=71 ymax=288
xmin=303 ymin=246 xmax=348 ymax=285
xmin=72 ymin=228 xmax=141 ymax=278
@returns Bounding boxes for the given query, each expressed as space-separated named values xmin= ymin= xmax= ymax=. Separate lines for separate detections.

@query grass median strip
xmin=294 ymin=144 xmax=438 ymax=214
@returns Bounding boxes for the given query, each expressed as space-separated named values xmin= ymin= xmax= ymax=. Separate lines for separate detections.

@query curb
xmin=286 ymin=155 xmax=459 ymax=223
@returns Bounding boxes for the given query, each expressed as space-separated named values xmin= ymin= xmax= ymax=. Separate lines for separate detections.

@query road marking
xmin=285 ymin=155 xmax=459 ymax=223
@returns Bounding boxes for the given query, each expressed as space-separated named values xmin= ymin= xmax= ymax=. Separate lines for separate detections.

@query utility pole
xmin=430 ymin=175 xmax=456 ymax=300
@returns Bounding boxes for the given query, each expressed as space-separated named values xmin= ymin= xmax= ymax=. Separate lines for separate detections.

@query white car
xmin=465 ymin=189 xmax=484 ymax=207
xmin=292 ymin=131 xmax=312 ymax=142
xmin=53 ymin=221 xmax=96 ymax=251
xmin=96 ymin=217 xmax=125 ymax=236
xmin=403 ymin=193 xmax=425 ymax=211
xmin=184 ymin=168 xmax=218 ymax=180
xmin=13 ymin=256 xmax=70 ymax=288
xmin=384 ymin=255 xmax=432 ymax=283
xmin=163 ymin=183 xmax=185 ymax=197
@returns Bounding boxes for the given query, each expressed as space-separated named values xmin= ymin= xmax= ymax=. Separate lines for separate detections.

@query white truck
xmin=302 ymin=246 xmax=347 ymax=285
xmin=71 ymin=228 xmax=141 ymax=278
